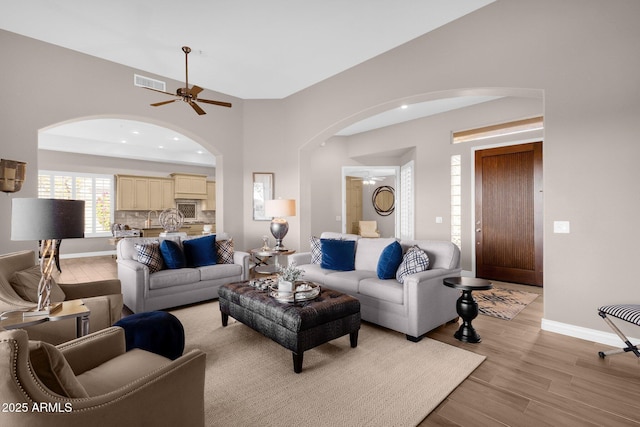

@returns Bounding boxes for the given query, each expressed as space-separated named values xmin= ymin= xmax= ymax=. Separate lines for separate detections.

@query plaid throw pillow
xmin=310 ymin=236 xmax=322 ymax=264
xmin=135 ymin=242 xmax=165 ymax=274
xmin=395 ymin=245 xmax=430 ymax=284
xmin=216 ymin=238 xmax=234 ymax=264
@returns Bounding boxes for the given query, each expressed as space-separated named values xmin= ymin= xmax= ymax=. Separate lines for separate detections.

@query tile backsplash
xmin=114 ymin=205 xmax=215 ymax=230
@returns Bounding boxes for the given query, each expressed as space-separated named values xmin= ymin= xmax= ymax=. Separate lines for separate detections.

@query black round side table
xmin=443 ymin=277 xmax=493 ymax=343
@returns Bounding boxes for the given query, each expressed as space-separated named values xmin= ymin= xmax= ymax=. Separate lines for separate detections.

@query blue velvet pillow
xmin=320 ymin=239 xmax=356 ymax=271
xmin=160 ymin=240 xmax=186 ymax=269
xmin=376 ymin=241 xmax=403 ymax=279
xmin=182 ymin=235 xmax=217 ymax=267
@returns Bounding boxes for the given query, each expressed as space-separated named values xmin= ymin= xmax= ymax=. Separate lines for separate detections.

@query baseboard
xmin=60 ymin=250 xmax=116 ymax=259
xmin=541 ymin=318 xmax=640 ymax=348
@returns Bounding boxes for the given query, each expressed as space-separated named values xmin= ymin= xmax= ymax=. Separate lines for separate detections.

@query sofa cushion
xmin=135 ymin=242 xmax=165 ymax=274
xmin=322 ymin=270 xmax=376 ymax=295
xmin=183 ymin=235 xmax=217 ymax=267
xmin=359 ymin=277 xmax=404 ymax=304
xmin=321 ymin=239 xmax=356 ymax=271
xmin=354 ymin=237 xmax=397 ymax=272
xmin=216 ymin=238 xmax=234 ymax=264
xmin=10 ymin=265 xmax=66 ymax=303
xmin=396 ymin=245 xmax=430 ymax=284
xmin=199 ymin=263 xmax=243 ymax=281
xmin=160 ymin=240 xmax=186 ymax=269
xmin=310 ymin=236 xmax=322 ymax=264
xmin=76 ymin=348 xmax=170 ymax=396
xmin=377 ymin=241 xmax=403 ymax=279
xmin=149 ymin=268 xmax=201 ymax=290
xmin=29 ymin=340 xmax=89 ymax=398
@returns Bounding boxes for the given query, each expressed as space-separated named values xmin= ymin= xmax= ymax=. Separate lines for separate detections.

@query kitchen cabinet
xmin=149 ymin=178 xmax=175 ymax=210
xmin=171 ymin=173 xmax=207 ymax=199
xmin=202 ymin=181 xmax=216 ymax=211
xmin=116 ymin=175 xmax=150 ymax=210
xmin=141 ymin=223 xmax=209 ymax=238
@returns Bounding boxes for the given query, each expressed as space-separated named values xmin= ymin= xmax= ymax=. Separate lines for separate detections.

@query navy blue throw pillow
xmin=376 ymin=241 xmax=403 ymax=279
xmin=182 ymin=235 xmax=217 ymax=267
xmin=160 ymin=240 xmax=186 ymax=269
xmin=320 ymin=239 xmax=356 ymax=271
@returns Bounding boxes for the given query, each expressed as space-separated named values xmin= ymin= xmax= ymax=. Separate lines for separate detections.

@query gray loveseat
xmin=289 ymin=232 xmax=461 ymax=341
xmin=117 ymin=233 xmax=249 ymax=313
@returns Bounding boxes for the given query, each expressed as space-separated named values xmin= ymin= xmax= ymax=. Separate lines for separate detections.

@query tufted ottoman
xmin=219 ymin=281 xmax=361 ymax=373
xmin=114 ymin=311 xmax=185 ymax=360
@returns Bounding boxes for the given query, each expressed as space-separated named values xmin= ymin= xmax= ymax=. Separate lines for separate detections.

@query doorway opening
xmin=342 ymin=166 xmax=399 ymax=238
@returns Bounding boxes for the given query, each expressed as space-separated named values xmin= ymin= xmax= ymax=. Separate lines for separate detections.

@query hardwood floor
xmin=58 ymin=257 xmax=640 ymax=426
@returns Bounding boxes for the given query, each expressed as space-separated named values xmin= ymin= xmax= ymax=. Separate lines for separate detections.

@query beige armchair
xmin=359 ymin=220 xmax=381 ymax=238
xmin=0 ymin=251 xmax=123 ymax=344
xmin=0 ymin=326 xmax=206 ymax=426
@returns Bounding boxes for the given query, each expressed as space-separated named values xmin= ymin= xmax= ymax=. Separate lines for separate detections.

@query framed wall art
xmin=253 ymin=172 xmax=274 ymax=220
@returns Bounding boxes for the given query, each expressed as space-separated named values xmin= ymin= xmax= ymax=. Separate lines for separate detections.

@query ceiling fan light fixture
xmin=143 ymin=46 xmax=232 ymax=115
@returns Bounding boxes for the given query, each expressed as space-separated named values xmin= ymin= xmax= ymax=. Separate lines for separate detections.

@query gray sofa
xmin=289 ymin=232 xmax=461 ymax=341
xmin=117 ymin=233 xmax=249 ymax=313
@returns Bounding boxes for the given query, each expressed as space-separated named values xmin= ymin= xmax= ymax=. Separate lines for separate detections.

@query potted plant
xmin=277 ymin=263 xmax=304 ymax=295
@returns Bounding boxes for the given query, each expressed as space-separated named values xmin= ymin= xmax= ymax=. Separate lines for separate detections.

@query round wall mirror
xmin=372 ymin=186 xmax=395 ymax=216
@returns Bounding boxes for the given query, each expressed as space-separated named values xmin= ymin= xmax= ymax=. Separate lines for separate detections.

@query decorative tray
xmin=268 ymin=281 xmax=321 ymax=303
xmin=248 ymin=277 xmax=278 ymax=291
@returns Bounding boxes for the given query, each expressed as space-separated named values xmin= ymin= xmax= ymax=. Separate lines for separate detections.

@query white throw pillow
xmin=354 ymin=238 xmax=398 ymax=272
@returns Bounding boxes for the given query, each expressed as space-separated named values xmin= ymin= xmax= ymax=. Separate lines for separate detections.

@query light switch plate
xmin=553 ymin=221 xmax=570 ymax=234
xmin=435 ymin=217 xmax=443 ymax=223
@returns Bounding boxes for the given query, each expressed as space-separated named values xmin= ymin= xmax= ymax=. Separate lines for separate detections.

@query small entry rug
xmin=170 ymin=301 xmax=485 ymax=427
xmin=476 ymin=287 xmax=539 ymax=320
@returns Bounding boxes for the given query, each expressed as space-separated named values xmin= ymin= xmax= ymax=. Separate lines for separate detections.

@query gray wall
xmin=2 ymin=0 xmax=639 ymax=340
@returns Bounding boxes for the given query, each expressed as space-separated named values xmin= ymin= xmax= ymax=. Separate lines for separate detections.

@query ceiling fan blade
xmin=144 ymin=87 xmax=179 ymax=97
xmin=189 ymin=85 xmax=203 ymax=96
xmin=150 ymin=99 xmax=179 ymax=107
xmin=189 ymin=101 xmax=207 ymax=115
xmin=197 ymin=98 xmax=232 ymax=108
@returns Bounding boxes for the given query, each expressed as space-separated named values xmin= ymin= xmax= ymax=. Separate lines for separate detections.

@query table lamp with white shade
xmin=11 ymin=198 xmax=85 ymax=315
xmin=264 ymin=198 xmax=296 ymax=251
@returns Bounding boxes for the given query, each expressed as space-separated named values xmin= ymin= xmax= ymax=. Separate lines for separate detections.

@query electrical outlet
xmin=553 ymin=221 xmax=570 ymax=233
xmin=436 ymin=217 xmax=443 ymax=224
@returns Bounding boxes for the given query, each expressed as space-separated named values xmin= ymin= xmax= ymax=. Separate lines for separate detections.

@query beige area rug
xmin=476 ymin=287 xmax=539 ymax=320
xmin=170 ymin=301 xmax=485 ymax=427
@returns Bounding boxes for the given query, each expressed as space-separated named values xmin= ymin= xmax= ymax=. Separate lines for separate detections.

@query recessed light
xmin=196 ymin=150 xmax=204 ymax=154
xmin=132 ymin=130 xmax=140 ymax=135
xmin=401 ymin=105 xmax=408 ymax=109
xmin=158 ymin=145 xmax=164 ymax=149
xmin=120 ymin=140 xmax=127 ymax=143
xmin=173 ymin=137 xmax=180 ymax=141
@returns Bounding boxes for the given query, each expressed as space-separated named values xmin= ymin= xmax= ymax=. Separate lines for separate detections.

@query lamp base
xmin=270 ymin=218 xmax=289 ymax=252
xmin=272 ymin=239 xmax=287 ymax=251
xmin=22 ymin=302 xmax=63 ymax=317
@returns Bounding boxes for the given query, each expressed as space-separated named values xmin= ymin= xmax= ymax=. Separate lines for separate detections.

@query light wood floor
xmin=59 ymin=257 xmax=640 ymax=426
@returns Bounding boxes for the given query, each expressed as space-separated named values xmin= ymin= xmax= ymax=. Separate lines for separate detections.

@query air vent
xmin=134 ymin=74 xmax=166 ymax=92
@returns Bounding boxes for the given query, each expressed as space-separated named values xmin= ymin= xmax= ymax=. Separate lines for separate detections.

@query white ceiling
xmin=1 ymin=0 xmax=497 ymax=164
xmin=39 ymin=119 xmax=215 ymax=167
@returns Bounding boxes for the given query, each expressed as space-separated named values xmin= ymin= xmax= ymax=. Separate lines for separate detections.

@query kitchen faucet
xmin=145 ymin=210 xmax=158 ymax=228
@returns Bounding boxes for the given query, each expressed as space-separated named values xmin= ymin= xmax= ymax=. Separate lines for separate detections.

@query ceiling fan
xmin=144 ymin=46 xmax=232 ymax=115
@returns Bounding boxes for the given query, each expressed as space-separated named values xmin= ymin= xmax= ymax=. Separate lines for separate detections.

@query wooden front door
xmin=475 ymin=142 xmax=543 ymax=286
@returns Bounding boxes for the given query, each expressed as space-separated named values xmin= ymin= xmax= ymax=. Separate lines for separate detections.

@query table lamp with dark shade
xmin=11 ymin=198 xmax=85 ymax=315
xmin=264 ymin=198 xmax=296 ymax=251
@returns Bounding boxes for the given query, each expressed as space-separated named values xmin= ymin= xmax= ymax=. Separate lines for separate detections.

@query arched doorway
xmin=38 ymin=117 xmax=218 ymax=256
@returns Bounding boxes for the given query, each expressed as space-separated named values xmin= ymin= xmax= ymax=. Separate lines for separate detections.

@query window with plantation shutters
xmin=399 ymin=161 xmax=414 ymax=240
xmin=38 ymin=171 xmax=114 ymax=237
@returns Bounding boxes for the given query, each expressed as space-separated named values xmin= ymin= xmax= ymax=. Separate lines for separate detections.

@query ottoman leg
xmin=293 ymin=352 xmax=304 ymax=374
xmin=221 ymin=312 xmax=229 ymax=327
xmin=350 ymin=330 xmax=359 ymax=348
